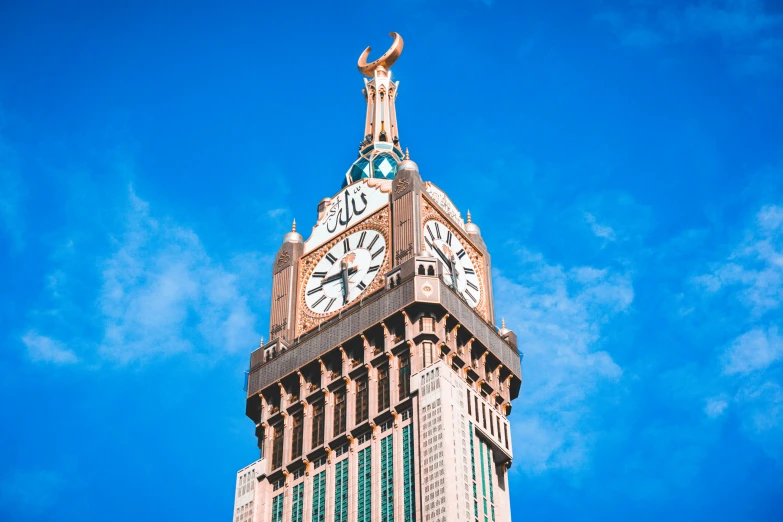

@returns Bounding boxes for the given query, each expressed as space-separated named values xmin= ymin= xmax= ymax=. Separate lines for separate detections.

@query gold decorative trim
xmin=296 ymin=206 xmax=391 ymax=336
xmin=420 ymin=195 xmax=488 ymax=319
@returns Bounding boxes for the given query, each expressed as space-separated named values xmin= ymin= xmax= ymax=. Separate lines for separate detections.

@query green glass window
xmin=311 ymin=471 xmax=326 ymax=522
xmin=381 ymin=434 xmax=394 ymax=520
xmin=334 ymin=459 xmax=349 ymax=522
xmin=271 ymin=493 xmax=284 ymax=522
xmin=292 ymin=482 xmax=304 ymax=522
xmin=357 ymin=446 xmax=372 ymax=522
xmin=402 ymin=424 xmax=416 ymax=522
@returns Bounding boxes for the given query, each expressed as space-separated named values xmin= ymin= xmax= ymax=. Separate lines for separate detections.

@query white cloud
xmin=585 ymin=212 xmax=617 ymax=241
xmin=694 ymin=203 xmax=783 ymax=458
xmin=98 ymin=187 xmax=261 ymax=364
xmin=704 ymin=395 xmax=729 ymax=418
xmin=21 ymin=331 xmax=78 ymax=364
xmin=694 ymin=204 xmax=783 ymax=315
xmin=722 ymin=327 xmax=782 ymax=375
xmin=495 ymin=247 xmax=631 ymax=472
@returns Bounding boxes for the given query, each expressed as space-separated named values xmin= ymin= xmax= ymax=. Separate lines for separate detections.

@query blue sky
xmin=1 ymin=1 xmax=782 ymax=520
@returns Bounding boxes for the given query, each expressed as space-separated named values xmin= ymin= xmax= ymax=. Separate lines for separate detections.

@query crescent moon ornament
xmin=357 ymin=32 xmax=404 ymax=77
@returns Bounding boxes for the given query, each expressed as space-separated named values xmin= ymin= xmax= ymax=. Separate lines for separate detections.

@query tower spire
xmin=358 ymin=33 xmax=403 ymax=151
xmin=344 ymin=32 xmax=407 ymax=187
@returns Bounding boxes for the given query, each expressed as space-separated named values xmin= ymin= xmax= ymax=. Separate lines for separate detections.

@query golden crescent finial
xmin=358 ymin=32 xmax=404 ymax=77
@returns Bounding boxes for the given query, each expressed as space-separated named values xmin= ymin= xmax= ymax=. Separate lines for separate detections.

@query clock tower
xmin=239 ymin=33 xmax=522 ymax=522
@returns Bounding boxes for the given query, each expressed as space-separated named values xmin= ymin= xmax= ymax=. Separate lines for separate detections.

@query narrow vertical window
xmin=356 ymin=377 xmax=369 ymax=424
xmin=334 ymin=460 xmax=349 ymax=522
xmin=423 ymin=341 xmax=432 ymax=366
xmin=292 ymin=482 xmax=304 ymax=522
xmin=490 ymin=411 xmax=494 ymax=436
xmin=381 ymin=435 xmax=394 ymax=520
xmin=291 ymin=411 xmax=304 ymax=459
xmin=467 ymin=390 xmax=472 ymax=415
xmin=399 ymin=353 xmax=410 ymax=398
xmin=357 ymin=446 xmax=373 ymax=522
xmin=312 ymin=401 xmax=325 ymax=448
xmin=333 ymin=388 xmax=346 ymax=435
xmin=378 ymin=365 xmax=390 ymax=411
xmin=312 ymin=471 xmax=326 ymax=522
xmin=272 ymin=423 xmax=284 ymax=470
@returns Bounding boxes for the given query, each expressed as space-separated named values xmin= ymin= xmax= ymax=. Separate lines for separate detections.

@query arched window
xmin=418 ymin=265 xmax=425 ymax=275
xmin=427 ymin=265 xmax=435 ymax=276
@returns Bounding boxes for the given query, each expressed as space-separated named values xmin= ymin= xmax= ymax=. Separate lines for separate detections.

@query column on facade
xmin=281 ymin=412 xmax=293 ymax=468
xmin=302 ymin=400 xmax=313 ymax=456
xmin=368 ymin=363 xmax=378 ymax=420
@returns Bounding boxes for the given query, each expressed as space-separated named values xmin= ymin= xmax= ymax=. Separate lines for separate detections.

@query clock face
xmin=304 ymin=229 xmax=388 ymax=314
xmin=423 ymin=219 xmax=482 ymax=308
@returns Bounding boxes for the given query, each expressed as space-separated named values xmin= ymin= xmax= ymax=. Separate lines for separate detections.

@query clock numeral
xmin=371 ymin=245 xmax=384 ymax=260
xmin=426 ymin=225 xmax=435 ymax=242
xmin=312 ymin=295 xmax=327 ymax=308
xmin=357 ymin=281 xmax=367 ymax=291
xmin=464 ymin=267 xmax=475 ymax=275
xmin=434 ymin=222 xmax=442 ymax=239
xmin=307 ymin=286 xmax=322 ymax=296
xmin=358 ymin=231 xmax=367 ymax=248
xmin=446 ymin=230 xmax=453 ymax=246
xmin=368 ymin=265 xmax=380 ymax=273
xmin=325 ymin=253 xmax=338 ymax=265
xmin=367 ymin=234 xmax=379 ymax=251
xmin=313 ymin=271 xmax=327 ymax=278
xmin=465 ymin=289 xmax=477 ymax=303
xmin=324 ymin=298 xmax=336 ymax=312
xmin=457 ymin=249 xmax=466 ymax=259
xmin=342 ymin=238 xmax=351 ymax=254
xmin=425 ymin=238 xmax=434 ymax=250
xmin=467 ymin=281 xmax=479 ymax=291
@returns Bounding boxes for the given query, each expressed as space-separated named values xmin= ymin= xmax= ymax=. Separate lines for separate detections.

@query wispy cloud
xmin=495 ymin=247 xmax=632 ymax=472
xmin=595 ymin=0 xmax=783 ymax=73
xmin=585 ymin=212 xmax=617 ymax=241
xmin=693 ymin=203 xmax=783 ymax=458
xmin=694 ymin=204 xmax=783 ymax=315
xmin=97 ymin=186 xmax=261 ymax=364
xmin=21 ymin=331 xmax=78 ymax=364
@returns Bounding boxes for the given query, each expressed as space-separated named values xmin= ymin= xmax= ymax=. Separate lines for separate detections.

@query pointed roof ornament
xmin=466 ymin=210 xmax=472 ymax=224
xmin=404 ymin=147 xmax=410 ymax=160
xmin=499 ymin=317 xmax=509 ymax=335
xmin=283 ymin=218 xmax=303 ymax=244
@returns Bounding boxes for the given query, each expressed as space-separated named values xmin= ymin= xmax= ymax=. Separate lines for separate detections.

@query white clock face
xmin=304 ymin=229 xmax=387 ymax=314
xmin=423 ymin=219 xmax=482 ymax=308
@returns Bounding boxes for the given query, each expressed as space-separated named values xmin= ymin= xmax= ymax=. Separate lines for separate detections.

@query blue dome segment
xmin=344 ymin=157 xmax=371 ymax=186
xmin=372 ymin=153 xmax=398 ymax=180
xmin=342 ymin=148 xmax=400 ymax=187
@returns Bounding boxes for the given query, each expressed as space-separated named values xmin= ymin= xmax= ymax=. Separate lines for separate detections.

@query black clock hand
xmin=340 ymin=261 xmax=351 ymax=304
xmin=426 ymin=239 xmax=453 ymax=271
xmin=321 ymin=266 xmax=358 ymax=285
